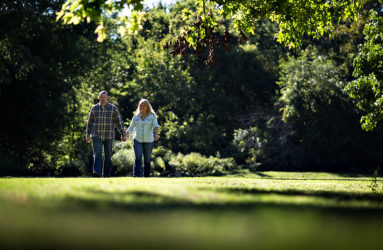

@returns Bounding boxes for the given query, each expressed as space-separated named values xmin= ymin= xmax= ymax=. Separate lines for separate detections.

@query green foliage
xmin=167 ymin=152 xmax=237 ymax=176
xmin=54 ymin=159 xmax=86 ymax=177
xmin=344 ymin=11 xmax=383 ymax=131
xmin=109 ymin=5 xmax=282 ymax=158
xmin=233 ymin=127 xmax=261 ymax=169
xmin=0 ymin=0 xmax=99 ymax=175
xmin=369 ymin=167 xmax=383 ymax=192
xmin=58 ymin=0 xmax=364 ymax=49
xmin=3 ymin=0 xmax=383 ymax=177
xmin=0 ymin=156 xmax=25 ymax=176
xmin=113 ymin=142 xmax=238 ymax=177
xmin=112 ymin=141 xmax=135 ymax=176
xmin=234 ymin=48 xmax=383 ymax=172
xmin=56 ymin=0 xmax=145 ymax=42
xmin=278 ymin=49 xmax=342 ymax=123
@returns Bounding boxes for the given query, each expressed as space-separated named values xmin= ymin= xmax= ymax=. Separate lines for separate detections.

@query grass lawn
xmin=0 ymin=171 xmax=383 ymax=250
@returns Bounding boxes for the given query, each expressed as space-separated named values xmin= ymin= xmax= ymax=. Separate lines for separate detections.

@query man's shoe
xmin=92 ymin=172 xmax=100 ymax=178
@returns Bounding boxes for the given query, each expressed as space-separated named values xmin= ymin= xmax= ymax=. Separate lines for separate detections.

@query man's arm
xmin=113 ymin=107 xmax=126 ymax=140
xmin=86 ymin=107 xmax=95 ymax=143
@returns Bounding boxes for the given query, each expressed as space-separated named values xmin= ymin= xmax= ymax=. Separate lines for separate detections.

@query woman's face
xmin=139 ymin=102 xmax=148 ymax=114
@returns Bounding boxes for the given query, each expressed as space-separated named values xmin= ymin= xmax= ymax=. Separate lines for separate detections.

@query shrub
xmin=112 ymin=141 xmax=135 ymax=176
xmin=0 ymin=156 xmax=27 ymax=176
xmin=55 ymin=159 xmax=85 ymax=177
xmin=168 ymin=152 xmax=237 ymax=177
xmin=113 ymin=142 xmax=238 ymax=177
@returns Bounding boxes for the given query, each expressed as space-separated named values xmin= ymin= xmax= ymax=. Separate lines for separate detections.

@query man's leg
xmin=102 ymin=139 xmax=114 ymax=177
xmin=143 ymin=142 xmax=154 ymax=177
xmin=133 ymin=139 xmax=143 ymax=177
xmin=92 ymin=137 xmax=103 ymax=177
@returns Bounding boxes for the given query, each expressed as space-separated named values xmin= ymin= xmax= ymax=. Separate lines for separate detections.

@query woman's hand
xmin=154 ymin=134 xmax=159 ymax=141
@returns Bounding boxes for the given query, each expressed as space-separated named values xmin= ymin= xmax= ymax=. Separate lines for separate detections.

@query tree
xmin=0 ymin=0 xmax=99 ymax=175
xmin=57 ymin=0 xmax=364 ymax=48
xmin=344 ymin=11 xmax=383 ymax=131
xmin=235 ymin=48 xmax=383 ymax=172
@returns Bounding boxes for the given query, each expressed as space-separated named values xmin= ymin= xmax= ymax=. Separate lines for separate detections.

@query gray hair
xmin=98 ymin=91 xmax=108 ymax=97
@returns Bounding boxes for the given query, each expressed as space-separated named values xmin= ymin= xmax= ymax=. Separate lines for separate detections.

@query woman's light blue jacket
xmin=127 ymin=113 xmax=159 ymax=143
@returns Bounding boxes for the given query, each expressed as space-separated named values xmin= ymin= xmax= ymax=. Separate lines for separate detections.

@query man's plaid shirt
xmin=86 ymin=102 xmax=125 ymax=141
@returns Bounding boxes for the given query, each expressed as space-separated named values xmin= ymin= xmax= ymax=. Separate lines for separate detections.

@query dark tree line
xmin=1 ymin=0 xmax=383 ymax=176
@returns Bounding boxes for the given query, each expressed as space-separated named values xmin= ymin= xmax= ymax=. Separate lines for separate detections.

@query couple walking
xmin=86 ymin=91 xmax=159 ymax=177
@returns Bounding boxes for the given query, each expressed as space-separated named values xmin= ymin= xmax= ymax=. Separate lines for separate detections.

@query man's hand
xmin=86 ymin=137 xmax=91 ymax=144
xmin=154 ymin=134 xmax=159 ymax=142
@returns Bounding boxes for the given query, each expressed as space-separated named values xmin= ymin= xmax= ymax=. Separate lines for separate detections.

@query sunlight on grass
xmin=0 ymin=172 xmax=383 ymax=249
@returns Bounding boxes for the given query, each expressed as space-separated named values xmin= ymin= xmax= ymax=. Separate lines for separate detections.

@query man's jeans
xmin=92 ymin=137 xmax=114 ymax=177
xmin=133 ymin=139 xmax=154 ymax=177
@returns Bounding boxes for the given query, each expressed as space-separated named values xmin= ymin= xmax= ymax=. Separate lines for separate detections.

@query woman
xmin=126 ymin=99 xmax=159 ymax=177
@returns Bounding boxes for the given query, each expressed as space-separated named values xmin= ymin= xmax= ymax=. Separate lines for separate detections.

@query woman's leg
xmin=143 ymin=142 xmax=154 ymax=177
xmin=133 ymin=139 xmax=143 ymax=177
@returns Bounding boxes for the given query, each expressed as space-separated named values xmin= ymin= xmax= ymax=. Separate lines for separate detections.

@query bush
xmin=112 ymin=148 xmax=135 ymax=176
xmin=151 ymin=146 xmax=176 ymax=176
xmin=113 ymin=141 xmax=238 ymax=177
xmin=112 ymin=141 xmax=135 ymax=176
xmin=55 ymin=159 xmax=85 ymax=177
xmin=168 ymin=152 xmax=237 ymax=177
xmin=0 ymin=156 xmax=28 ymax=176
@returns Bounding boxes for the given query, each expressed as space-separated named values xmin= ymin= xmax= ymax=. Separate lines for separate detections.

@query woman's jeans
xmin=133 ymin=139 xmax=154 ymax=177
xmin=92 ymin=137 xmax=114 ymax=177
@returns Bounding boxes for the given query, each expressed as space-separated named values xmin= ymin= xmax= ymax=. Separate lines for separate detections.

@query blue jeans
xmin=92 ymin=137 xmax=114 ymax=177
xmin=133 ymin=139 xmax=154 ymax=177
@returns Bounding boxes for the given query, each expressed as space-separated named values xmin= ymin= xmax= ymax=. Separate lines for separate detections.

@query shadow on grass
xmin=254 ymin=172 xmax=272 ymax=178
xmin=227 ymin=169 xmax=272 ymax=178
xmin=229 ymin=170 xmax=381 ymax=181
xmin=334 ymin=173 xmax=374 ymax=178
xmin=57 ymin=186 xmax=383 ymax=216
xmin=213 ymin=186 xmax=383 ymax=201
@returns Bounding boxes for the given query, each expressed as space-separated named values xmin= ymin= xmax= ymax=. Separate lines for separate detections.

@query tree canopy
xmin=57 ymin=0 xmax=363 ymax=48
xmin=56 ymin=0 xmax=383 ymax=129
xmin=344 ymin=11 xmax=383 ymax=131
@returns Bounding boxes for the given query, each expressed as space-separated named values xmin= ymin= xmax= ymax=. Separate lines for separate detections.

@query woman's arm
xmin=126 ymin=115 xmax=136 ymax=137
xmin=153 ymin=115 xmax=159 ymax=141
xmin=154 ymin=127 xmax=159 ymax=141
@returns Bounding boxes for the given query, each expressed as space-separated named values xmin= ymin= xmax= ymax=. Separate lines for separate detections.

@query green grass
xmin=1 ymin=171 xmax=383 ymax=250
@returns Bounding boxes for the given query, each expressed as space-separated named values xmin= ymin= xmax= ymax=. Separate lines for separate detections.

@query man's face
xmin=99 ymin=93 xmax=108 ymax=105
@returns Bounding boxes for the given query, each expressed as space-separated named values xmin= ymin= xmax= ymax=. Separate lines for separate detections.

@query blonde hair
xmin=135 ymin=99 xmax=157 ymax=117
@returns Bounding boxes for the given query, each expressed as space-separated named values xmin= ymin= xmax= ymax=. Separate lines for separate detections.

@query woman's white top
xmin=127 ymin=113 xmax=159 ymax=143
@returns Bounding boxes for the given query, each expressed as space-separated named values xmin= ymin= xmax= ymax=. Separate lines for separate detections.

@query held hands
xmin=121 ymin=131 xmax=158 ymax=141
xmin=121 ymin=131 xmax=129 ymax=142
xmin=87 ymin=136 xmax=127 ymax=142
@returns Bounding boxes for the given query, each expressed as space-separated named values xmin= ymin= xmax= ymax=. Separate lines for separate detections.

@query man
xmin=86 ymin=91 xmax=127 ymax=177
